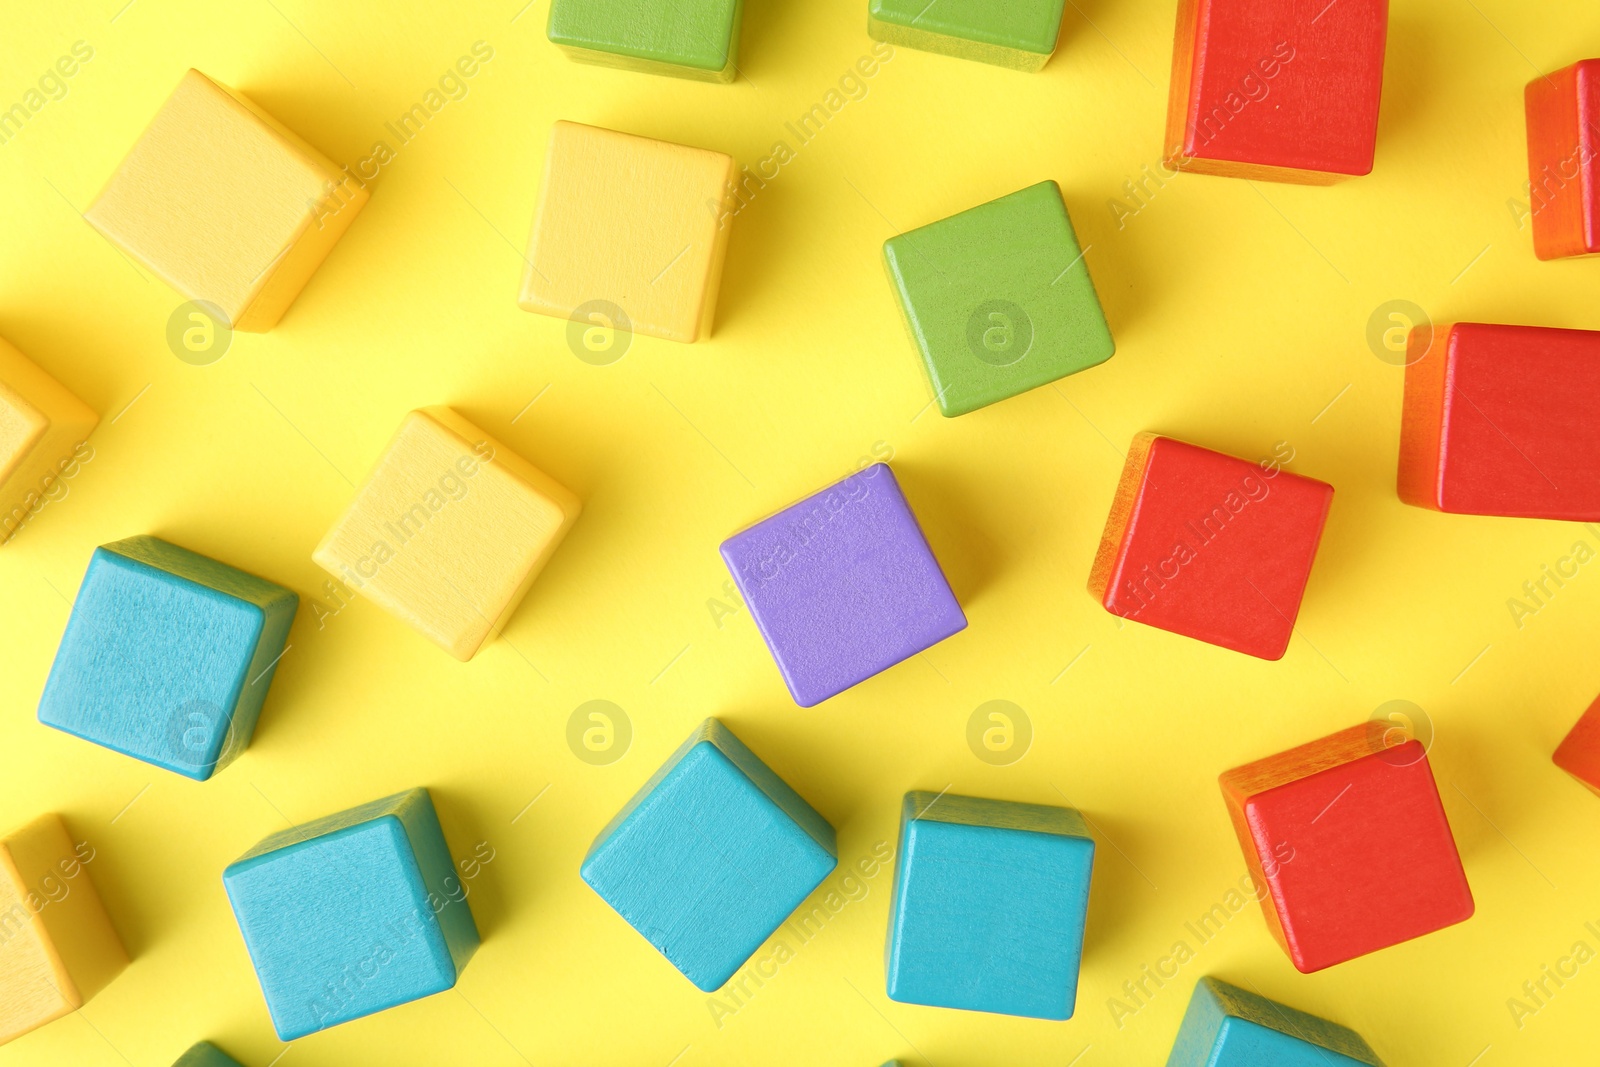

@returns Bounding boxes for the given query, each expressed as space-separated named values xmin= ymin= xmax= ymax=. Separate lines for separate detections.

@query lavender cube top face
xmin=720 ymin=464 xmax=967 ymax=706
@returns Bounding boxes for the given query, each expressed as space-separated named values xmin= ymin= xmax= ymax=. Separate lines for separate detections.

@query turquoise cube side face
xmin=172 ymin=1042 xmax=244 ymax=1067
xmin=885 ymin=792 xmax=1095 ymax=1019
xmin=547 ymin=0 xmax=744 ymax=82
xmin=581 ymin=719 xmax=838 ymax=991
xmin=222 ymin=788 xmax=480 ymax=1040
xmin=884 ymin=181 xmax=1114 ymax=417
xmin=1166 ymin=978 xmax=1385 ymax=1067
xmin=37 ymin=536 xmax=298 ymax=781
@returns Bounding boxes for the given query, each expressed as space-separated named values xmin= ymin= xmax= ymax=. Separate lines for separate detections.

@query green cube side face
xmin=548 ymin=0 xmax=744 ymax=82
xmin=867 ymin=0 xmax=1064 ymax=71
xmin=173 ymin=1042 xmax=244 ymax=1067
xmin=884 ymin=181 xmax=1114 ymax=418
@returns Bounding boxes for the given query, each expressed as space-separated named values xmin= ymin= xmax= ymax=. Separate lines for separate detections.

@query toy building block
xmin=1166 ymin=977 xmax=1385 ymax=1067
xmin=223 ymin=788 xmax=479 ymax=1040
xmin=172 ymin=1042 xmax=245 ymax=1067
xmin=0 ymin=814 xmax=127 ymax=1047
xmin=1554 ymin=692 xmax=1600 ymax=795
xmin=547 ymin=0 xmax=743 ymax=82
xmin=1165 ymin=0 xmax=1388 ymax=182
xmin=1525 ymin=60 xmax=1600 ymax=260
xmin=38 ymin=536 xmax=297 ymax=781
xmin=313 ymin=406 xmax=580 ymax=661
xmin=0 ymin=337 xmax=97 ymax=544
xmin=721 ymin=463 xmax=966 ymax=706
xmin=1398 ymin=323 xmax=1600 ymax=520
xmin=519 ymin=121 xmax=736 ymax=343
xmin=581 ymin=719 xmax=836 ymax=991
xmin=885 ymin=792 xmax=1094 ymax=1019
xmin=1089 ymin=434 xmax=1332 ymax=660
xmin=1219 ymin=723 xmax=1474 ymax=973
xmin=868 ymin=0 xmax=1065 ymax=71
xmin=85 ymin=69 xmax=367 ymax=332
xmin=884 ymin=181 xmax=1114 ymax=417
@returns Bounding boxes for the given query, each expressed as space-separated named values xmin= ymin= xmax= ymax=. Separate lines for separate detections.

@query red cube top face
xmin=1398 ymin=323 xmax=1600 ymax=520
xmin=1166 ymin=0 xmax=1389 ymax=182
xmin=1221 ymin=725 xmax=1475 ymax=973
xmin=1089 ymin=435 xmax=1333 ymax=661
xmin=1554 ymin=693 xmax=1600 ymax=797
xmin=1524 ymin=60 xmax=1600 ymax=260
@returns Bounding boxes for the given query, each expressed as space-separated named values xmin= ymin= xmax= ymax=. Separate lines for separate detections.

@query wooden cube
xmin=581 ymin=719 xmax=837 ymax=991
xmin=0 ymin=814 xmax=127 ymax=1047
xmin=1525 ymin=59 xmax=1600 ymax=260
xmin=1165 ymin=0 xmax=1388 ymax=182
xmin=720 ymin=464 xmax=966 ymax=706
xmin=1398 ymin=323 xmax=1600 ymax=519
xmin=86 ymin=69 xmax=368 ymax=332
xmin=312 ymin=407 xmax=580 ymax=661
xmin=1167 ymin=978 xmax=1385 ymax=1067
xmin=38 ymin=536 xmax=298 ymax=780
xmin=0 ymin=337 xmax=97 ymax=544
xmin=172 ymin=1042 xmax=244 ymax=1067
xmin=885 ymin=792 xmax=1093 ymax=1020
xmin=883 ymin=181 xmax=1114 ymax=417
xmin=1554 ymin=693 xmax=1600 ymax=796
xmin=547 ymin=0 xmax=743 ymax=82
xmin=1089 ymin=434 xmax=1333 ymax=660
xmin=222 ymin=788 xmax=479 ymax=1039
xmin=1219 ymin=723 xmax=1474 ymax=973
xmin=519 ymin=121 xmax=735 ymax=343
xmin=868 ymin=0 xmax=1065 ymax=71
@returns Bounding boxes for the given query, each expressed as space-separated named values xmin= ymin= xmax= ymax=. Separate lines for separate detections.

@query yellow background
xmin=2 ymin=0 xmax=1598 ymax=1064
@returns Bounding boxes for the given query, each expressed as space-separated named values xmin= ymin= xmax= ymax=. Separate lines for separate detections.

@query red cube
xmin=1220 ymin=723 xmax=1475 ymax=973
xmin=1089 ymin=434 xmax=1333 ymax=660
xmin=1165 ymin=0 xmax=1389 ymax=183
xmin=1525 ymin=60 xmax=1600 ymax=260
xmin=1554 ymin=694 xmax=1600 ymax=796
xmin=1398 ymin=323 xmax=1600 ymax=520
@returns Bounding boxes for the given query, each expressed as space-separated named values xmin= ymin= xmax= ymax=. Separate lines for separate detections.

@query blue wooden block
xmin=37 ymin=535 xmax=297 ymax=780
xmin=580 ymin=718 xmax=837 ymax=990
xmin=222 ymin=788 xmax=479 ymax=1039
xmin=172 ymin=1042 xmax=244 ymax=1067
xmin=885 ymin=792 xmax=1094 ymax=1019
xmin=1167 ymin=978 xmax=1385 ymax=1067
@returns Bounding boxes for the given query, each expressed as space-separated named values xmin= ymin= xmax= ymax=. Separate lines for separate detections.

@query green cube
xmin=884 ymin=181 xmax=1114 ymax=418
xmin=868 ymin=0 xmax=1065 ymax=72
xmin=173 ymin=1043 xmax=244 ymax=1067
xmin=547 ymin=0 xmax=744 ymax=82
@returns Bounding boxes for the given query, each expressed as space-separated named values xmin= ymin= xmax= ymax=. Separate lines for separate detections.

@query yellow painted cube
xmin=519 ymin=121 xmax=736 ymax=343
xmin=86 ymin=69 xmax=368 ymax=333
xmin=313 ymin=407 xmax=581 ymax=661
xmin=0 ymin=814 xmax=127 ymax=1047
xmin=0 ymin=338 xmax=97 ymax=545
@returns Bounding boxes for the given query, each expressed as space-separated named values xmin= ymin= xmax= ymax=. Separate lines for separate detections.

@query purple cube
xmin=720 ymin=464 xmax=967 ymax=706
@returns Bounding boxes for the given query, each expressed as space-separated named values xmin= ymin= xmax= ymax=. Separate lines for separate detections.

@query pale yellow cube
xmin=313 ymin=407 xmax=581 ymax=661
xmin=0 ymin=339 xmax=97 ymax=545
xmin=86 ymin=69 xmax=368 ymax=333
xmin=519 ymin=121 xmax=736 ymax=343
xmin=0 ymin=814 xmax=127 ymax=1047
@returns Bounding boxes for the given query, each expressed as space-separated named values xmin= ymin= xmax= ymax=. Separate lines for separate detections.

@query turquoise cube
xmin=547 ymin=0 xmax=744 ymax=82
xmin=37 ymin=535 xmax=297 ymax=781
xmin=172 ymin=1042 xmax=244 ymax=1067
xmin=222 ymin=789 xmax=479 ymax=1040
xmin=884 ymin=181 xmax=1114 ymax=417
xmin=1167 ymin=978 xmax=1385 ymax=1067
xmin=885 ymin=792 xmax=1095 ymax=1019
xmin=581 ymin=719 xmax=837 ymax=990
